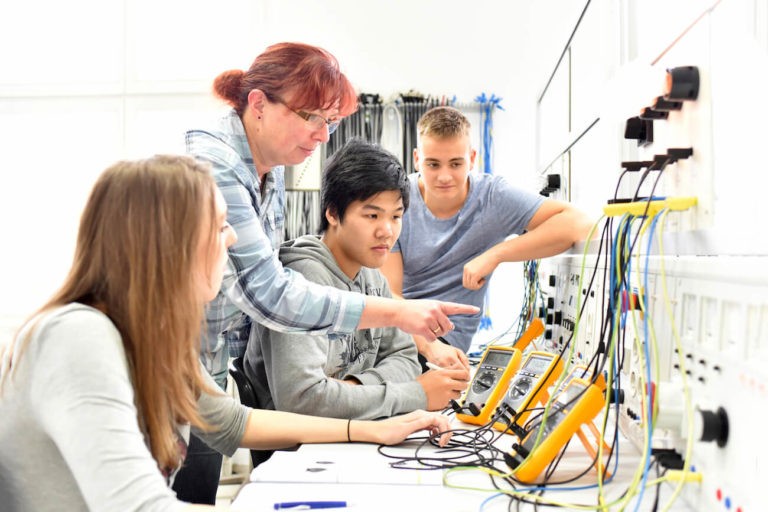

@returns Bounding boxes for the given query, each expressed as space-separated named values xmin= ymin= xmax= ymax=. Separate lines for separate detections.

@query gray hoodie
xmin=243 ymin=235 xmax=426 ymax=420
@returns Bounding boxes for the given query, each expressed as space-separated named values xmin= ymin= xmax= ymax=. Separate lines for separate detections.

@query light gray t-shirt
xmin=0 ymin=304 xmax=249 ymax=512
xmin=393 ymin=173 xmax=544 ymax=352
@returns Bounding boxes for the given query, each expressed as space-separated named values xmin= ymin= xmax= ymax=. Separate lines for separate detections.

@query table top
xmin=231 ymin=417 xmax=696 ymax=512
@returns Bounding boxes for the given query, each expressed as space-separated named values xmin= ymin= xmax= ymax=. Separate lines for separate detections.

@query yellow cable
xmin=442 ymin=212 xmax=702 ymax=511
xmin=655 ymin=209 xmax=697 ymax=511
xmin=611 ymin=215 xmax=654 ymax=511
xmin=518 ymin=215 xmax=608 ymax=479
xmin=444 ymin=465 xmax=628 ymax=510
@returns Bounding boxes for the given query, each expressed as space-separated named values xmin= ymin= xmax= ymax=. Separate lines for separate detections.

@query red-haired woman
xmin=180 ymin=42 xmax=477 ymax=503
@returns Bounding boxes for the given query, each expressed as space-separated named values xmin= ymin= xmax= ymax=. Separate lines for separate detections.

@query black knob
xmin=699 ymin=407 xmax=729 ymax=447
xmin=664 ymin=66 xmax=700 ymax=101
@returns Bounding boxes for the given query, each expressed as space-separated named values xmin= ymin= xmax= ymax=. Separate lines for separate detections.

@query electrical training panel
xmin=533 ymin=1 xmax=768 ymax=510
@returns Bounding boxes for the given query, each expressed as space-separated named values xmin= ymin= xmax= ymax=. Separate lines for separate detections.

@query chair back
xmin=228 ymin=356 xmax=275 ymax=468
xmin=228 ymin=356 xmax=259 ymax=409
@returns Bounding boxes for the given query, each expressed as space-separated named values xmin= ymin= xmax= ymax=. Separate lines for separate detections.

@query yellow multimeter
xmin=492 ymin=351 xmax=564 ymax=435
xmin=503 ymin=377 xmax=607 ymax=482
xmin=555 ymin=364 xmax=613 ymax=476
xmin=554 ymin=363 xmax=593 ymax=394
xmin=456 ymin=346 xmax=522 ymax=425
xmin=456 ymin=318 xmax=545 ymax=426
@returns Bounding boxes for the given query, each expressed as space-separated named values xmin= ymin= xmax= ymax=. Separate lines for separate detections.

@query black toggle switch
xmin=652 ymin=95 xmax=683 ymax=111
xmin=667 ymin=147 xmax=694 ymax=162
xmin=539 ymin=174 xmax=562 ymax=196
xmin=639 ymin=107 xmax=669 ymax=120
xmin=546 ymin=174 xmax=561 ymax=190
xmin=649 ymin=154 xmax=671 ymax=170
xmin=621 ymin=160 xmax=654 ymax=172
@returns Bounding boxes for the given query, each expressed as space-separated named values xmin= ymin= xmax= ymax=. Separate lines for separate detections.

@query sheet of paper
xmin=250 ymin=442 xmax=443 ymax=486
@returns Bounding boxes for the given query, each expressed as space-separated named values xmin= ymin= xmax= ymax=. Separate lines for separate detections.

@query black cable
xmin=500 ymin=161 xmax=662 ymax=504
xmin=613 ymin=169 xmax=629 ymax=201
xmin=375 ymin=166 xmax=668 ymax=504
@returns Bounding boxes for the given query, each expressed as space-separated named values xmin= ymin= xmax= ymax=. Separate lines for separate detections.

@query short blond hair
xmin=417 ymin=106 xmax=471 ymax=139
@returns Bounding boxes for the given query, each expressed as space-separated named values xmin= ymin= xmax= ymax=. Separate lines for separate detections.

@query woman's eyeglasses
xmin=272 ymin=96 xmax=340 ymax=135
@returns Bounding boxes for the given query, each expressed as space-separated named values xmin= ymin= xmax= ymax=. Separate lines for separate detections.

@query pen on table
xmin=425 ymin=362 xmax=444 ymax=371
xmin=273 ymin=501 xmax=348 ymax=510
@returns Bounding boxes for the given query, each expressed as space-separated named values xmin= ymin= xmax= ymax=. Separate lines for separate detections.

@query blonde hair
xmin=417 ymin=106 xmax=472 ymax=140
xmin=2 ymin=155 xmax=218 ymax=471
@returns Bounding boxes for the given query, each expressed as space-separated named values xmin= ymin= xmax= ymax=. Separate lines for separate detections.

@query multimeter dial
xmin=472 ymin=371 xmax=496 ymax=394
xmin=493 ymin=351 xmax=563 ymax=436
xmin=464 ymin=350 xmax=514 ymax=404
xmin=510 ymin=377 xmax=532 ymax=400
xmin=457 ymin=346 xmax=524 ymax=427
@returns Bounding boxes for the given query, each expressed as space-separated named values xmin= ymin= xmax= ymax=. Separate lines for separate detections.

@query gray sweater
xmin=244 ymin=235 xmax=425 ymax=419
xmin=0 ymin=304 xmax=249 ymax=512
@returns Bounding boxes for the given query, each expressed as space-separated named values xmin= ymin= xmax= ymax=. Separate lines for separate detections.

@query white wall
xmin=0 ymin=0 xmax=585 ymax=340
xmin=535 ymin=0 xmax=768 ymax=255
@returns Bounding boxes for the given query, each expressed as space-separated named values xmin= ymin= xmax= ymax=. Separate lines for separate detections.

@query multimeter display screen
xmin=524 ymin=356 xmax=552 ymax=374
xmin=484 ymin=351 xmax=512 ymax=367
xmin=522 ymin=407 xmax=566 ymax=451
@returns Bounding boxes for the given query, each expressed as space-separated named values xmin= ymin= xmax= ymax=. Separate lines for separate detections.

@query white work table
xmin=230 ymin=417 xmax=696 ymax=511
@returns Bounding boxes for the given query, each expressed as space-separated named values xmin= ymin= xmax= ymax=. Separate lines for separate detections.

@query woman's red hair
xmin=213 ymin=42 xmax=358 ymax=117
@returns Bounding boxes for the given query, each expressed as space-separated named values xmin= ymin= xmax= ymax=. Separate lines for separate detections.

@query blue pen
xmin=273 ymin=501 xmax=347 ymax=510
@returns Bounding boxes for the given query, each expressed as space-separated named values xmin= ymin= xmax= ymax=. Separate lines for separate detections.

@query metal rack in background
xmin=398 ymin=93 xmax=442 ymax=175
xmin=326 ymin=93 xmax=384 ymax=158
xmin=330 ymin=92 xmax=497 ymax=174
xmin=284 ymin=189 xmax=321 ymax=240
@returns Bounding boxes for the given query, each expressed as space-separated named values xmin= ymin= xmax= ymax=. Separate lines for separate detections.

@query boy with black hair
xmin=244 ymin=138 xmax=469 ymax=418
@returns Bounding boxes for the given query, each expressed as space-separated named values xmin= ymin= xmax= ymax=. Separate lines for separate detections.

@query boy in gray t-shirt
xmin=381 ymin=106 xmax=593 ymax=368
